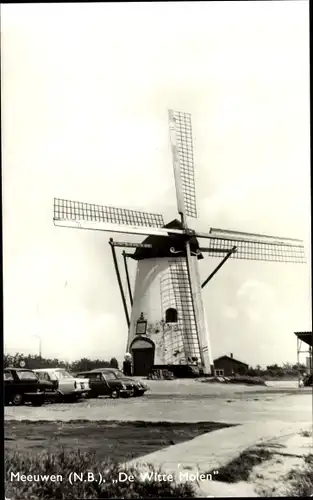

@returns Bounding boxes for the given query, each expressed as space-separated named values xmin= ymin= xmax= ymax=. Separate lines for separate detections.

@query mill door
xmin=130 ymin=337 xmax=155 ymax=377
xmin=132 ymin=348 xmax=154 ymax=376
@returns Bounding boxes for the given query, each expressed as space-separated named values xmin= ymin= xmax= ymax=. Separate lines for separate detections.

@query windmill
xmin=53 ymin=110 xmax=306 ymax=376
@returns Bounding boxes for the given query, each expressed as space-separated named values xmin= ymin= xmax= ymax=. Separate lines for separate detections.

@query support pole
xmin=297 ymin=337 xmax=300 ymax=388
xmin=122 ymin=251 xmax=133 ymax=307
xmin=109 ymin=238 xmax=130 ymax=329
xmin=179 ymin=212 xmax=206 ymax=371
xmin=311 ymin=334 xmax=313 ymax=442
xmin=185 ymin=239 xmax=203 ymax=368
xmin=201 ymin=247 xmax=237 ymax=289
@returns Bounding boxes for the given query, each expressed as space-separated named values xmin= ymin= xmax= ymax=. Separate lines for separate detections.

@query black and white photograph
xmin=2 ymin=1 xmax=311 ymax=498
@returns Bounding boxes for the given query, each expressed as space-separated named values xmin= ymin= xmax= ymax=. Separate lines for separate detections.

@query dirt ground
xmin=5 ymin=381 xmax=312 ymax=497
xmin=5 ymin=420 xmax=231 ymax=462
xmin=250 ymin=430 xmax=313 ymax=496
xmin=4 ymin=381 xmax=311 ymax=425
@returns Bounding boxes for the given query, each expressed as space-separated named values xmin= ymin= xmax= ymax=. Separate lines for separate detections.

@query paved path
xmin=5 ymin=380 xmax=311 ymax=497
xmin=5 ymin=392 xmax=311 ymax=425
xmin=126 ymin=421 xmax=312 ymax=497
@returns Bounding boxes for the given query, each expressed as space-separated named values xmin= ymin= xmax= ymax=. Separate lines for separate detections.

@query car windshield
xmin=105 ymin=372 xmax=118 ymax=380
xmin=55 ymin=370 xmax=72 ymax=380
xmin=17 ymin=370 xmax=38 ymax=381
xmin=37 ymin=372 xmax=52 ymax=382
xmin=113 ymin=370 xmax=126 ymax=379
xmin=86 ymin=373 xmax=101 ymax=380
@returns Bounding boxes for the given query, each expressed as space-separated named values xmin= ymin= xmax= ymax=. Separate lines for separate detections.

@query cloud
xmin=223 ymin=306 xmax=238 ymax=319
xmin=235 ymin=280 xmax=276 ymax=323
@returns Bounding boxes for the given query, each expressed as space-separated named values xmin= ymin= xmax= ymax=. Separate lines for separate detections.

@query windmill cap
xmin=131 ymin=219 xmax=203 ymax=261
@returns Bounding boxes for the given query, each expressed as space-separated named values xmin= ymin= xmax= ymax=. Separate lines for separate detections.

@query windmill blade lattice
xmin=168 ymin=110 xmax=197 ymax=218
xmin=203 ymin=228 xmax=306 ymax=263
xmin=54 ymin=198 xmax=165 ymax=228
xmin=161 ymin=259 xmax=201 ymax=364
xmin=160 ymin=272 xmax=186 ymax=365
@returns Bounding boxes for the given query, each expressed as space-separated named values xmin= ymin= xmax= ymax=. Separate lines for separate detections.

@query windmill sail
xmin=168 ymin=110 xmax=197 ymax=219
xmin=53 ymin=198 xmax=183 ymax=238
xmin=54 ymin=198 xmax=165 ymax=227
xmin=205 ymin=227 xmax=306 ymax=263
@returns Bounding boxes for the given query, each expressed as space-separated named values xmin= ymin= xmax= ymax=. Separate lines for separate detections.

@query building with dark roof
xmin=213 ymin=353 xmax=248 ymax=377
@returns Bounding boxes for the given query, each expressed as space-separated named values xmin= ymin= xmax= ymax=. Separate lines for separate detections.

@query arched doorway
xmin=130 ymin=336 xmax=155 ymax=376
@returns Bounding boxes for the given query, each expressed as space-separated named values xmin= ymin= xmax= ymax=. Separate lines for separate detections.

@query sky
xmin=2 ymin=1 xmax=311 ymax=367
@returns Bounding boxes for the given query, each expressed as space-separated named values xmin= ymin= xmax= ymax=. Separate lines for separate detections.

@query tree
xmin=109 ymin=357 xmax=119 ymax=369
xmin=266 ymin=364 xmax=280 ymax=371
xmin=4 ymin=353 xmax=115 ymax=374
xmin=238 ymin=365 xmax=248 ymax=375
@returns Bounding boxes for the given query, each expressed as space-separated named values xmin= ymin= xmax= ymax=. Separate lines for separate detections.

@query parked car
xmin=105 ymin=368 xmax=148 ymax=396
xmin=76 ymin=370 xmax=134 ymax=398
xmin=88 ymin=368 xmax=148 ymax=397
xmin=4 ymin=367 xmax=55 ymax=406
xmin=34 ymin=368 xmax=90 ymax=402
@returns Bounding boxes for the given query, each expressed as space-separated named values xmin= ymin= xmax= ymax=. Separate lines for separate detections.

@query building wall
xmin=127 ymin=256 xmax=213 ymax=373
xmin=214 ymin=358 xmax=248 ymax=377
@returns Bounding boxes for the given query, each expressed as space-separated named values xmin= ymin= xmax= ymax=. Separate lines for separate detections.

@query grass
xmin=285 ymin=454 xmax=313 ymax=497
xmin=207 ymin=447 xmax=273 ymax=483
xmin=201 ymin=375 xmax=266 ymax=386
xmin=229 ymin=376 xmax=266 ymax=386
xmin=300 ymin=429 xmax=312 ymax=438
xmin=5 ymin=420 xmax=231 ymax=462
xmin=5 ymin=449 xmax=196 ymax=499
xmin=206 ymin=445 xmax=313 ymax=496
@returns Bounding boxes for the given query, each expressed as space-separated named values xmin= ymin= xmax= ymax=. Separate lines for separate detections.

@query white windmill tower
xmin=53 ymin=110 xmax=306 ymax=376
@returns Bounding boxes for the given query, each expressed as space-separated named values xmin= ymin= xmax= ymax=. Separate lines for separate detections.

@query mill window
xmin=165 ymin=307 xmax=178 ymax=323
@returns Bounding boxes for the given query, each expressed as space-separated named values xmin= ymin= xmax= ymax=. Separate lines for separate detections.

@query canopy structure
xmin=294 ymin=331 xmax=312 ymax=347
xmin=295 ymin=331 xmax=312 ymax=387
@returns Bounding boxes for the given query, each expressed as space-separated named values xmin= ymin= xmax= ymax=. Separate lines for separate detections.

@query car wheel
xmin=31 ymin=397 xmax=44 ymax=407
xmin=62 ymin=395 xmax=73 ymax=403
xmin=111 ymin=390 xmax=120 ymax=399
xmin=135 ymin=390 xmax=144 ymax=397
xmin=12 ymin=393 xmax=24 ymax=406
xmin=68 ymin=394 xmax=80 ymax=403
xmin=87 ymin=391 xmax=98 ymax=398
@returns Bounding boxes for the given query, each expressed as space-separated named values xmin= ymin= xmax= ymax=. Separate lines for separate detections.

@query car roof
xmin=34 ymin=368 xmax=68 ymax=372
xmin=90 ymin=367 xmax=119 ymax=372
xmin=5 ymin=367 xmax=33 ymax=371
xmin=77 ymin=370 xmax=113 ymax=375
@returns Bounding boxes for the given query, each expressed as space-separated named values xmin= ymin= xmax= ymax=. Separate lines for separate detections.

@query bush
xmin=237 ymin=366 xmax=249 ymax=376
xmin=207 ymin=447 xmax=273 ymax=483
xmin=3 ymin=353 xmax=112 ymax=373
xmin=70 ymin=358 xmax=111 ymax=373
xmin=3 ymin=353 xmax=70 ymax=370
xmin=110 ymin=357 xmax=119 ymax=369
xmin=229 ymin=375 xmax=266 ymax=386
xmin=5 ymin=450 xmax=196 ymax=499
xmin=286 ymin=454 xmax=313 ymax=496
xmin=201 ymin=375 xmax=266 ymax=386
